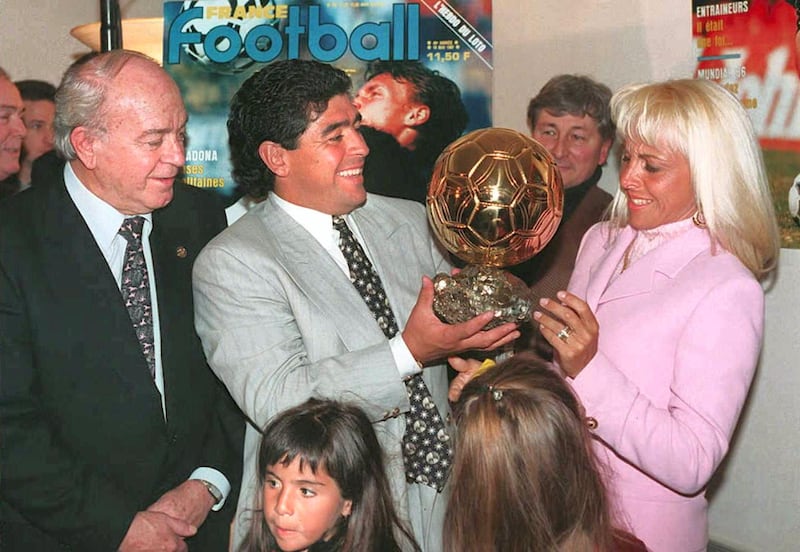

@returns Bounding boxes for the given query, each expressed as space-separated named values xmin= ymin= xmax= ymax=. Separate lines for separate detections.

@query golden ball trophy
xmin=427 ymin=128 xmax=563 ymax=328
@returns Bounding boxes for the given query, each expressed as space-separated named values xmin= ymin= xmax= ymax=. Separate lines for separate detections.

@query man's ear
xmin=404 ymin=104 xmax=430 ymax=127
xmin=258 ymin=141 xmax=289 ymax=177
xmin=70 ymin=127 xmax=99 ymax=170
xmin=597 ymin=138 xmax=613 ymax=166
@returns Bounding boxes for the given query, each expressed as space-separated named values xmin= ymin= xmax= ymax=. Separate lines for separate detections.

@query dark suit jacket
xmin=0 ymin=174 xmax=21 ymax=200
xmin=0 ymin=174 xmax=243 ymax=550
xmin=30 ymin=149 xmax=66 ymax=187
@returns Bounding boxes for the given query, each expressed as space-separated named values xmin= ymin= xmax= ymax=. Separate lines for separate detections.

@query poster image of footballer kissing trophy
xmin=426 ymin=128 xmax=563 ymax=329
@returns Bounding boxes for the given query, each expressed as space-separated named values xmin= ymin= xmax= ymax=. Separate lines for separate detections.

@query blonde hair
xmin=608 ymin=78 xmax=779 ymax=280
xmin=444 ymin=354 xmax=617 ymax=552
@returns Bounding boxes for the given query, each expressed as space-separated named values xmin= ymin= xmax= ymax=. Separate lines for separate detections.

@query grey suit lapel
xmin=258 ymin=200 xmax=388 ymax=349
xmin=350 ymin=201 xmax=422 ymax=328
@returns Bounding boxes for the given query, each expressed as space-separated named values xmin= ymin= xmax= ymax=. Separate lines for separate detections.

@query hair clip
xmin=486 ymin=385 xmax=503 ymax=401
xmin=472 ymin=358 xmax=496 ymax=378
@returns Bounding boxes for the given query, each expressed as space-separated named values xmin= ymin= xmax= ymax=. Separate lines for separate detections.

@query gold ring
xmin=557 ymin=325 xmax=573 ymax=342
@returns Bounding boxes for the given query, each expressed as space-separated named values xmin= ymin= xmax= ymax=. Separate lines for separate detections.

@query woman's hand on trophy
xmin=533 ymin=291 xmax=598 ymax=378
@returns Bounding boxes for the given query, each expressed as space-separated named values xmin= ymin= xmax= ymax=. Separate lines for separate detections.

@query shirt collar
xmin=270 ymin=192 xmax=342 ymax=250
xmin=64 ymin=161 xmax=153 ymax=252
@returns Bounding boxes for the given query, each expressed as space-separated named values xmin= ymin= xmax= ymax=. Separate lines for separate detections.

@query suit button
xmin=381 ymin=411 xmax=390 ymax=420
xmin=586 ymin=417 xmax=598 ymax=430
xmin=170 ymin=434 xmax=178 ymax=444
xmin=392 ymin=407 xmax=400 ymax=416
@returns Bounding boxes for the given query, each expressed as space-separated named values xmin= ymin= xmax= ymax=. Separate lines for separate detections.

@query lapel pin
xmin=176 ymin=246 xmax=188 ymax=258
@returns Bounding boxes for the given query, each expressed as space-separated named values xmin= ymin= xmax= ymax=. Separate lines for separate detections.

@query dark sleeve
xmin=199 ymin=379 xmax=246 ymax=509
xmin=184 ymin=371 xmax=245 ymax=551
xmin=176 ymin=184 xmax=245 ymax=521
xmin=30 ymin=150 xmax=66 ymax=187
xmin=0 ymin=214 xmax=137 ymax=549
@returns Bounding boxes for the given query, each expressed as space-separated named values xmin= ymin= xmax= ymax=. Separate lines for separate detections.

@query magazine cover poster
xmin=693 ymin=0 xmax=800 ymax=248
xmin=162 ymin=0 xmax=493 ymax=203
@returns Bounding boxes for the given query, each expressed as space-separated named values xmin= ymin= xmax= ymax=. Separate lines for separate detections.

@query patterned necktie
xmin=119 ymin=216 xmax=155 ymax=379
xmin=333 ymin=216 xmax=452 ymax=491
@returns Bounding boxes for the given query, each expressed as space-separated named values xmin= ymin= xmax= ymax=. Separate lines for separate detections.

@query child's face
xmin=263 ymin=457 xmax=353 ymax=552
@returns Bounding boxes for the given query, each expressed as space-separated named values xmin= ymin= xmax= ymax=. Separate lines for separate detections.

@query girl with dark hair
xmin=240 ymin=398 xmax=420 ymax=552
xmin=445 ymin=353 xmax=646 ymax=552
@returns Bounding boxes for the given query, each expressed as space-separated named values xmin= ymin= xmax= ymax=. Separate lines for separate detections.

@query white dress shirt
xmin=272 ymin=193 xmax=422 ymax=379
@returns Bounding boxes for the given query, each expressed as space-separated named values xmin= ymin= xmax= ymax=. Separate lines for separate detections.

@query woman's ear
xmin=341 ymin=499 xmax=353 ymax=517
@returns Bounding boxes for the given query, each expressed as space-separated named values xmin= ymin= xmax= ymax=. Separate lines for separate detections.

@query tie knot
xmin=332 ymin=215 xmax=348 ymax=233
xmin=119 ymin=216 xmax=146 ymax=245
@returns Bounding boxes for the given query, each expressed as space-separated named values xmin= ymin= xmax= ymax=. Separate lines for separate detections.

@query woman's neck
xmin=620 ymin=217 xmax=697 ymax=273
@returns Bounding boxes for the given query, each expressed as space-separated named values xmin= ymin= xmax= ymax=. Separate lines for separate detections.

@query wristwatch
xmin=198 ymin=479 xmax=223 ymax=505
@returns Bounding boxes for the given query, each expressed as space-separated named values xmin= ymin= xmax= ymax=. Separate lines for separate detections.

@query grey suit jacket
xmin=193 ymin=193 xmax=452 ymax=550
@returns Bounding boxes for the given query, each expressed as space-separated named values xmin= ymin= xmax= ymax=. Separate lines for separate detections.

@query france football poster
xmin=162 ymin=0 xmax=493 ymax=201
xmin=693 ymin=0 xmax=800 ymax=247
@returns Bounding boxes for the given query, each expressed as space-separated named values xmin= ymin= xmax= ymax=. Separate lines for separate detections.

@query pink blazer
xmin=567 ymin=222 xmax=764 ymax=552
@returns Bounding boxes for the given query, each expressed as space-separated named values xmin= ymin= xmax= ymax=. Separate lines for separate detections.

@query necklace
xmin=622 ymin=240 xmax=635 ymax=272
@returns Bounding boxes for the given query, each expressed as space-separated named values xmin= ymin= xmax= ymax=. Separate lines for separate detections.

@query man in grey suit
xmin=193 ymin=59 xmax=519 ymax=551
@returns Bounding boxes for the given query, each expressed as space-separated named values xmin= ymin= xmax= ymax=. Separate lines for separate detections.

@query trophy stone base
xmin=432 ymin=265 xmax=533 ymax=329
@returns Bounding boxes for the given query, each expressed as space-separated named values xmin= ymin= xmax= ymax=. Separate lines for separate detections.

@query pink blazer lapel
xmin=591 ymin=226 xmax=713 ymax=306
xmin=583 ymin=226 xmax=634 ymax=309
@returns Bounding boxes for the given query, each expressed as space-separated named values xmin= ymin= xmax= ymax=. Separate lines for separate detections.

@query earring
xmin=692 ymin=210 xmax=707 ymax=228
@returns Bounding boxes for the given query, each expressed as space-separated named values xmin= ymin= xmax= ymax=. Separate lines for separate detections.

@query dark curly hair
xmin=364 ymin=60 xmax=468 ymax=165
xmin=228 ymin=59 xmax=352 ymax=199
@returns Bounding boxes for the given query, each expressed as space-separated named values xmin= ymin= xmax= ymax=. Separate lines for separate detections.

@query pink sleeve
xmin=570 ymin=275 xmax=763 ymax=494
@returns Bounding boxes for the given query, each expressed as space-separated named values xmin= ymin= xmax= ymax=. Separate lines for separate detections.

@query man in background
xmin=510 ymin=74 xmax=614 ymax=359
xmin=354 ymin=60 xmax=468 ymax=203
xmin=193 ymin=59 xmax=518 ymax=551
xmin=0 ymin=50 xmax=242 ymax=551
xmin=15 ymin=79 xmax=56 ymax=190
xmin=0 ymin=68 xmax=26 ymax=198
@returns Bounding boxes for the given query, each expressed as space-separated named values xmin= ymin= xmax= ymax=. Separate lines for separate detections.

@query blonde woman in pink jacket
xmin=533 ymin=78 xmax=780 ymax=552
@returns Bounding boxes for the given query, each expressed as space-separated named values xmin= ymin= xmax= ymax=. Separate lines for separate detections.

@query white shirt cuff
xmin=390 ymin=335 xmax=423 ymax=379
xmin=189 ymin=467 xmax=231 ymax=511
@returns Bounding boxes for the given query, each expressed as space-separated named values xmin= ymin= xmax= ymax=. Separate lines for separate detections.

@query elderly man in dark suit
xmin=0 ymin=50 xmax=243 ymax=551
